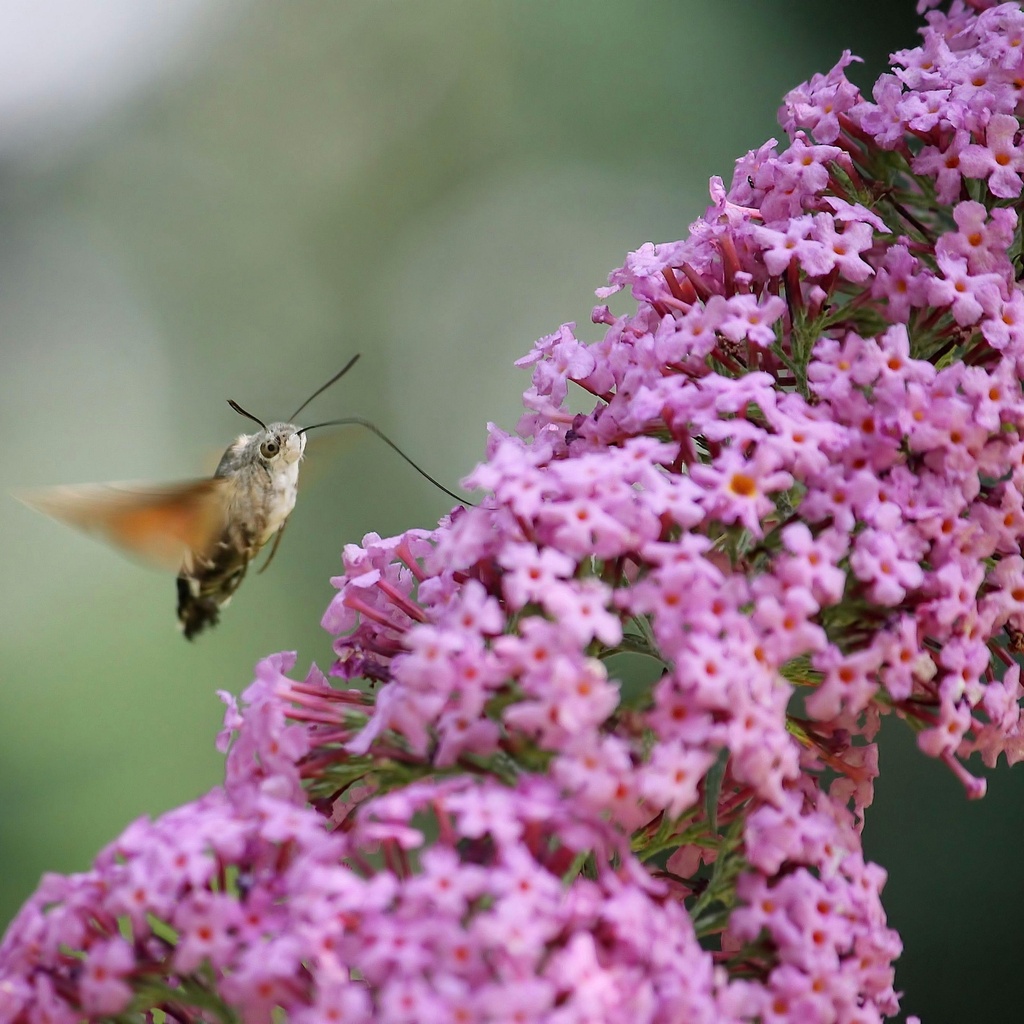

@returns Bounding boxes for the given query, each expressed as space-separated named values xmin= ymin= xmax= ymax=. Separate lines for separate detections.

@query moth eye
xmin=261 ymin=439 xmax=281 ymax=458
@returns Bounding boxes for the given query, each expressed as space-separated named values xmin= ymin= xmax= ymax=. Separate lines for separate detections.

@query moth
xmin=19 ymin=354 xmax=464 ymax=639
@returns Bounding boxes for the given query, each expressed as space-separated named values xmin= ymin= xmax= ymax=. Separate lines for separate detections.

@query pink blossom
xmin=849 ymin=528 xmax=926 ymax=606
xmin=912 ymin=129 xmax=973 ymax=203
xmin=871 ymin=243 xmax=933 ymax=322
xmin=927 ymin=252 xmax=1006 ymax=325
xmin=689 ymin=445 xmax=794 ymax=536
xmin=936 ymin=199 xmax=1017 ymax=275
xmin=959 ymin=111 xmax=1024 ymax=197
xmin=78 ymin=938 xmax=134 ymax=1016
xmin=778 ymin=51 xmax=862 ymax=143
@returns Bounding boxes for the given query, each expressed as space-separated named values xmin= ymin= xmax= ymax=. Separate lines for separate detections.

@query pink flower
xmin=871 ymin=244 xmax=933 ymax=322
xmin=715 ymin=293 xmax=788 ymax=348
xmin=936 ymin=200 xmax=1017 ymax=275
xmin=779 ymin=51 xmax=862 ymax=143
xmin=638 ymin=741 xmax=716 ymax=817
xmin=959 ymin=112 xmax=1024 ymax=197
xmin=849 ymin=528 xmax=926 ymax=606
xmin=808 ymin=214 xmax=877 ymax=282
xmin=690 ymin=445 xmax=794 ymax=537
xmin=499 ymin=543 xmax=576 ymax=608
xmin=78 ymin=938 xmax=134 ymax=1016
xmin=912 ymin=129 xmax=973 ymax=203
xmin=927 ymin=252 xmax=1006 ymax=325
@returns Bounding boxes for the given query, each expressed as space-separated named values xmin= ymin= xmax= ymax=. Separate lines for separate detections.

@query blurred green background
xmin=1 ymin=2 xmax=1014 ymax=1019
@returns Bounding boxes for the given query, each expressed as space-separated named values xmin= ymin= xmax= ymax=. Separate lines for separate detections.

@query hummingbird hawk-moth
xmin=19 ymin=354 xmax=465 ymax=639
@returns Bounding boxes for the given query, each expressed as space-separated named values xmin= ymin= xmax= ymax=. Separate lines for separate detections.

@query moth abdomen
xmin=177 ymin=576 xmax=223 ymax=639
xmin=176 ymin=529 xmax=257 ymax=639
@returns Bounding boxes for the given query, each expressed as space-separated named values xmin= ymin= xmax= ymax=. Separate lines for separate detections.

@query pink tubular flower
xmin=778 ymin=50 xmax=863 ymax=143
xmin=927 ymin=252 xmax=1006 ymax=326
xmin=10 ymin=3 xmax=1024 ymax=1022
xmin=958 ymin=111 xmax=1024 ymax=197
xmin=911 ymin=128 xmax=972 ymax=203
xmin=78 ymin=938 xmax=135 ymax=1017
xmin=849 ymin=527 xmax=926 ymax=607
xmin=689 ymin=445 xmax=794 ymax=537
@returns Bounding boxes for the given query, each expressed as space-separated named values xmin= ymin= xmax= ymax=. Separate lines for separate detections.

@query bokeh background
xmin=0 ymin=2 xmax=1015 ymax=1019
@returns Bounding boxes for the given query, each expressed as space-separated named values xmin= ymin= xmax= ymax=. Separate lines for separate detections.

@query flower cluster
xmin=0 ymin=771 xmax=740 ymax=1024
xmin=6 ymin=1 xmax=1024 ymax=1021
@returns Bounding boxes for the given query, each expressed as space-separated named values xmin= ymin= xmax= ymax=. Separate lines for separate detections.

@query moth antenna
xmin=227 ymin=399 xmax=268 ymax=431
xmin=288 ymin=353 xmax=361 ymax=422
xmin=299 ymin=416 xmax=474 ymax=506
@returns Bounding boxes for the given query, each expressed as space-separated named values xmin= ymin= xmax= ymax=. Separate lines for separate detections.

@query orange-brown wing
xmin=16 ymin=479 xmax=231 ymax=573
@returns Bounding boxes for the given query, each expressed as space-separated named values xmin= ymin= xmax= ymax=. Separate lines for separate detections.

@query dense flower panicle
xmin=6 ymin=2 xmax=1024 ymax=1021
xmin=0 ymin=780 xmax=743 ymax=1024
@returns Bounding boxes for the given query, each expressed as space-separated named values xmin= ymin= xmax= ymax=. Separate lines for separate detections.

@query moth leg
xmin=257 ymin=520 xmax=288 ymax=575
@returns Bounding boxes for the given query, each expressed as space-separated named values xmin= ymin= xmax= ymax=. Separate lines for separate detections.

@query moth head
xmin=256 ymin=423 xmax=306 ymax=465
xmin=221 ymin=400 xmax=306 ymax=475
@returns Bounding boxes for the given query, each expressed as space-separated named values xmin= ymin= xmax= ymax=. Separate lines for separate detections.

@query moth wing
xmin=16 ymin=478 xmax=231 ymax=574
